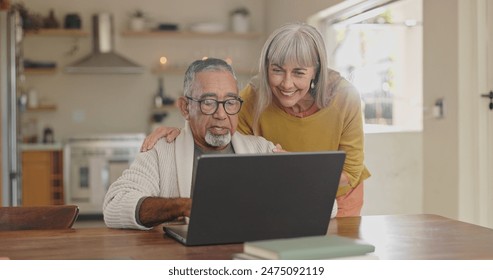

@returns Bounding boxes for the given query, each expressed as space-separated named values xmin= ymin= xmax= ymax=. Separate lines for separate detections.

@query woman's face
xmin=268 ymin=62 xmax=316 ymax=108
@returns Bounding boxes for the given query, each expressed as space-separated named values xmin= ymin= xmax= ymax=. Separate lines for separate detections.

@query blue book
xmin=243 ymin=235 xmax=375 ymax=260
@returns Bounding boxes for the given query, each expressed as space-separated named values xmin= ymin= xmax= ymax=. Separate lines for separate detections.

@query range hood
xmin=65 ymin=13 xmax=144 ymax=74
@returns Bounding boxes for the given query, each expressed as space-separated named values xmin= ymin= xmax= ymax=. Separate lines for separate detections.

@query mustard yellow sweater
xmin=238 ymin=79 xmax=370 ymax=197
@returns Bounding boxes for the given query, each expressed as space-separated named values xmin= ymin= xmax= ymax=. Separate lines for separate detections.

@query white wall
xmin=363 ymin=131 xmax=423 ymax=215
xmin=422 ymin=0 xmax=460 ymax=219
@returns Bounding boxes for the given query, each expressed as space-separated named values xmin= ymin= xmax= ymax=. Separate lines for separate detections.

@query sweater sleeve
xmin=336 ymin=79 xmax=367 ymax=190
xmin=103 ymin=149 xmax=162 ymax=230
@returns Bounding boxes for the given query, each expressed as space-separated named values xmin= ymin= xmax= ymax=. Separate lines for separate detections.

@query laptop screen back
xmin=181 ymin=151 xmax=345 ymax=246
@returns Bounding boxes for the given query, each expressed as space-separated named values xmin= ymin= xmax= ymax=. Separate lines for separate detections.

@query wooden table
xmin=1 ymin=214 xmax=492 ymax=260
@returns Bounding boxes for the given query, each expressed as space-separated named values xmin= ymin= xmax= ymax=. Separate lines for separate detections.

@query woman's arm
xmin=337 ymin=82 xmax=366 ymax=190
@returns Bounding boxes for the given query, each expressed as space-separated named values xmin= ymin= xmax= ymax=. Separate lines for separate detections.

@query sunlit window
xmin=323 ymin=0 xmax=422 ymax=132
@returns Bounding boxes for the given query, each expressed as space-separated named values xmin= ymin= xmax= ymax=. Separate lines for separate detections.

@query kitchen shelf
xmin=24 ymin=67 xmax=57 ymax=75
xmin=24 ymin=29 xmax=89 ymax=37
xmin=121 ymin=30 xmax=262 ymax=39
xmin=26 ymin=104 xmax=57 ymax=112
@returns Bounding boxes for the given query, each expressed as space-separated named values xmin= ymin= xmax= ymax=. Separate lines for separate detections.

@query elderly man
xmin=103 ymin=58 xmax=278 ymax=230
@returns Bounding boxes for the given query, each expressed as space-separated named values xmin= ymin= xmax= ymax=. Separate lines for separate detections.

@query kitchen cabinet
xmin=22 ymin=149 xmax=64 ymax=206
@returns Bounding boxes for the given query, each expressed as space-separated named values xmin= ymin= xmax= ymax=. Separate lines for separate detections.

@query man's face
xmin=180 ymin=70 xmax=239 ymax=150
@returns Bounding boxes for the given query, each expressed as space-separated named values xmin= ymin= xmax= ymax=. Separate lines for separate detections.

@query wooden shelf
xmin=26 ymin=104 xmax=57 ymax=112
xmin=25 ymin=68 xmax=57 ymax=75
xmin=121 ymin=30 xmax=262 ymax=39
xmin=24 ymin=29 xmax=89 ymax=37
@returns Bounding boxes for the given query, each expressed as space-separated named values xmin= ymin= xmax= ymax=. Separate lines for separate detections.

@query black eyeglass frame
xmin=185 ymin=96 xmax=244 ymax=115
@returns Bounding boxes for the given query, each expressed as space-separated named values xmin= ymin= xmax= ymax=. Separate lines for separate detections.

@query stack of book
xmin=233 ymin=234 xmax=377 ymax=260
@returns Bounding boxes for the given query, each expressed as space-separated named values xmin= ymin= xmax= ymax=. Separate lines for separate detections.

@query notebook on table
xmin=163 ymin=151 xmax=345 ymax=246
xmin=241 ymin=234 xmax=376 ymax=260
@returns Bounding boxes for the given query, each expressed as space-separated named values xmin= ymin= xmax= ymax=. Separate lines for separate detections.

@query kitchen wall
xmin=21 ymin=0 xmax=266 ymax=140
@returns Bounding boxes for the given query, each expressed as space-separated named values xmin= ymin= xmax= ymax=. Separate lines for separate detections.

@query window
xmin=318 ymin=0 xmax=422 ymax=131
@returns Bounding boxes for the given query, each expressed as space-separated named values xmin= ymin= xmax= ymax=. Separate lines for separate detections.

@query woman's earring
xmin=310 ymin=80 xmax=315 ymax=89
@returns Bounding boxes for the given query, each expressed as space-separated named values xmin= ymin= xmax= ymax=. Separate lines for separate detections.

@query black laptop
xmin=163 ymin=151 xmax=345 ymax=246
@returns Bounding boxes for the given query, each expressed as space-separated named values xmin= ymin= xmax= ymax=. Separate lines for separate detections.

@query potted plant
xmin=230 ymin=7 xmax=250 ymax=33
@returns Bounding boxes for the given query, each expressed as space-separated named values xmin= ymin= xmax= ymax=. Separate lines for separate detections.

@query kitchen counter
xmin=20 ymin=143 xmax=63 ymax=151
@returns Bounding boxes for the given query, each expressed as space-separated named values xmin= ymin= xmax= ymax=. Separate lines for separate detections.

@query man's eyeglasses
xmin=186 ymin=96 xmax=244 ymax=115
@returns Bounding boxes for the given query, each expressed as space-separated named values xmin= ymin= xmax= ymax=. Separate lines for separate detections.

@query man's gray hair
xmin=183 ymin=58 xmax=238 ymax=97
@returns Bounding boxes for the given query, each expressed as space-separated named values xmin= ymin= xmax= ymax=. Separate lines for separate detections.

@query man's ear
xmin=177 ymin=97 xmax=190 ymax=120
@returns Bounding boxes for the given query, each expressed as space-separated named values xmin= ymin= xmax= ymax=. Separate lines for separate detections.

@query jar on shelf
xmin=129 ymin=10 xmax=146 ymax=31
xmin=230 ymin=7 xmax=250 ymax=33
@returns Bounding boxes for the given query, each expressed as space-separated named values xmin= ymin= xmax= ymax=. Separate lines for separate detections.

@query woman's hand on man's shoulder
xmin=140 ymin=126 xmax=181 ymax=152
